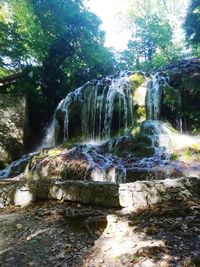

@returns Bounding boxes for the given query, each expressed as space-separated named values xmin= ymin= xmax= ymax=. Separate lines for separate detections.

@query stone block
xmin=119 ymin=188 xmax=134 ymax=207
xmin=147 ymin=187 xmax=162 ymax=205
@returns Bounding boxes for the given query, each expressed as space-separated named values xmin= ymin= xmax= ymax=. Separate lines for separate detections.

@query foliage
xmin=117 ymin=0 xmax=189 ymax=71
xmin=129 ymin=73 xmax=145 ymax=89
xmin=121 ymin=0 xmax=189 ymax=24
xmin=0 ymin=0 xmax=114 ymax=79
xmin=118 ymin=15 xmax=173 ymax=70
xmin=0 ymin=0 xmax=115 ymax=148
xmin=184 ymin=0 xmax=200 ymax=45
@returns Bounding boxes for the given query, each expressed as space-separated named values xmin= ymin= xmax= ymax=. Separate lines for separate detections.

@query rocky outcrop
xmin=0 ymin=94 xmax=28 ymax=167
xmin=25 ymin=147 xmax=90 ymax=181
xmin=164 ymin=58 xmax=200 ymax=132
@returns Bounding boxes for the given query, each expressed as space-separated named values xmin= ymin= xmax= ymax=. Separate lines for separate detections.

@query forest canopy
xmin=0 ymin=0 xmax=115 ymax=143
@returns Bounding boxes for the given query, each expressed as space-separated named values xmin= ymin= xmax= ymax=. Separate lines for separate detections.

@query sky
xmin=85 ymin=0 xmax=130 ymax=51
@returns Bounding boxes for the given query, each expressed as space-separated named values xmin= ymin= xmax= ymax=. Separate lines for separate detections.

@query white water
xmin=142 ymin=120 xmax=200 ymax=155
xmin=2 ymin=72 xmax=200 ymax=181
xmin=146 ymin=73 xmax=169 ymax=120
xmin=40 ymin=99 xmax=64 ymax=148
xmin=44 ymin=72 xmax=176 ymax=147
xmin=44 ymin=75 xmax=134 ymax=146
xmin=0 ymin=154 xmax=32 ymax=179
xmin=79 ymin=144 xmax=127 ymax=183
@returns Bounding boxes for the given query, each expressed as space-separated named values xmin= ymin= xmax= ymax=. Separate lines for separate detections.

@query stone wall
xmin=0 ymin=177 xmax=199 ymax=208
xmin=0 ymin=94 xmax=27 ymax=166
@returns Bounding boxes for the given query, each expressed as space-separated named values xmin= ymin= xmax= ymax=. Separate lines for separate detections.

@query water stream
xmin=42 ymin=74 xmax=134 ymax=147
xmin=1 ymin=72 xmax=200 ymax=181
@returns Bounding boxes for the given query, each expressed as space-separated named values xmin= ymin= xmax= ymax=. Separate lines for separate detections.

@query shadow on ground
xmin=0 ymin=200 xmax=111 ymax=267
xmin=83 ymin=200 xmax=200 ymax=267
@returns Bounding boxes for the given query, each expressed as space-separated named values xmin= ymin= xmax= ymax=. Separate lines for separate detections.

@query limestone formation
xmin=0 ymin=94 xmax=28 ymax=167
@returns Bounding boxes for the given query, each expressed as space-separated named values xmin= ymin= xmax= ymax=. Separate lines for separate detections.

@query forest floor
xmin=0 ymin=199 xmax=200 ymax=267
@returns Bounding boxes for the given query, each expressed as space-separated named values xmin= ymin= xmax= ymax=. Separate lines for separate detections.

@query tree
xmin=120 ymin=0 xmax=189 ymax=22
xmin=184 ymin=0 xmax=200 ymax=44
xmin=0 ymin=0 xmax=115 ymax=148
xmin=119 ymin=15 xmax=172 ymax=69
xmin=116 ymin=0 xmax=189 ymax=70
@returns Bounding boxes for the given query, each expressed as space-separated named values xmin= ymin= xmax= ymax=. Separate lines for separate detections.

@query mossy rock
xmin=63 ymin=136 xmax=84 ymax=149
xmin=133 ymin=145 xmax=156 ymax=157
xmin=134 ymin=106 xmax=146 ymax=122
xmin=133 ymin=133 xmax=154 ymax=146
xmin=47 ymin=148 xmax=62 ymax=157
xmin=131 ymin=133 xmax=156 ymax=157
xmin=129 ymin=73 xmax=145 ymax=90
xmin=129 ymin=73 xmax=147 ymax=123
xmin=0 ymin=159 xmax=5 ymax=170
xmin=168 ymin=70 xmax=200 ymax=132
xmin=161 ymin=85 xmax=180 ymax=110
xmin=109 ymin=132 xmax=156 ymax=157
xmin=181 ymin=74 xmax=200 ymax=94
xmin=55 ymin=108 xmax=66 ymax=122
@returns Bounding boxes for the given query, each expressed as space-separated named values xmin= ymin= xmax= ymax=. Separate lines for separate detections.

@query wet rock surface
xmin=164 ymin=58 xmax=200 ymax=131
xmin=24 ymin=141 xmax=200 ymax=183
xmin=163 ymin=58 xmax=200 ymax=75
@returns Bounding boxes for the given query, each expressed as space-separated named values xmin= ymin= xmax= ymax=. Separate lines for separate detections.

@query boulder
xmin=0 ymin=94 xmax=28 ymax=166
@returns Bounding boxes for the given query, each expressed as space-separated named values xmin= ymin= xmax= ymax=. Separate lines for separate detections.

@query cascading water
xmin=146 ymin=72 xmax=169 ymax=120
xmin=1 ymin=72 xmax=200 ymax=181
xmin=40 ymin=100 xmax=64 ymax=148
xmin=46 ymin=75 xmax=134 ymax=146
xmin=44 ymin=72 xmax=174 ymax=148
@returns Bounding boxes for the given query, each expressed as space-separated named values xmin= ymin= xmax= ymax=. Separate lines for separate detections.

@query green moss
xmin=181 ymin=74 xmax=200 ymax=93
xmin=131 ymin=131 xmax=156 ymax=157
xmin=192 ymin=128 xmax=200 ymax=134
xmin=129 ymin=73 xmax=145 ymax=90
xmin=134 ymin=146 xmax=155 ymax=157
xmin=182 ymin=148 xmax=192 ymax=161
xmin=114 ymin=256 xmax=120 ymax=262
xmin=136 ymin=106 xmax=146 ymax=121
xmin=63 ymin=136 xmax=84 ymax=149
xmin=170 ymin=152 xmax=179 ymax=160
xmin=176 ymin=73 xmax=200 ymax=132
xmin=130 ymin=73 xmax=146 ymax=123
xmin=162 ymin=85 xmax=180 ymax=110
xmin=47 ymin=148 xmax=62 ymax=157
xmin=131 ymin=125 xmax=140 ymax=136
xmin=131 ymin=255 xmax=140 ymax=263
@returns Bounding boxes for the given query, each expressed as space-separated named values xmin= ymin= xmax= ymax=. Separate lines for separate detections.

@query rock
xmin=129 ymin=72 xmax=147 ymax=122
xmin=14 ymin=186 xmax=33 ymax=207
xmin=0 ymin=94 xmax=28 ymax=165
xmin=0 ymin=154 xmax=32 ymax=179
xmin=0 ymin=159 xmax=5 ymax=170
xmin=189 ymin=255 xmax=200 ymax=266
xmin=165 ymin=58 xmax=200 ymax=132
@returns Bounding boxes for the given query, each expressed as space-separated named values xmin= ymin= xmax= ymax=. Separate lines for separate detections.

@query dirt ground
xmin=0 ymin=200 xmax=200 ymax=267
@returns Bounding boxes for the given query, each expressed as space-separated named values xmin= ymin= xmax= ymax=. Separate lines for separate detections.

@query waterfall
xmin=146 ymin=72 xmax=169 ymax=120
xmin=47 ymin=75 xmax=134 ymax=145
xmin=42 ymin=71 xmax=182 ymax=147
xmin=2 ymin=71 xmax=200 ymax=182
xmin=40 ymin=100 xmax=64 ymax=148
